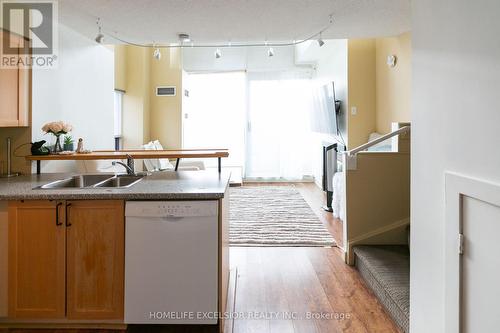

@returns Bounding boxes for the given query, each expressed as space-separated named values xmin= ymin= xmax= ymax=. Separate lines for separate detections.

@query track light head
xmin=95 ymin=33 xmax=104 ymax=44
xmin=95 ymin=18 xmax=104 ymax=44
xmin=215 ymin=48 xmax=222 ymax=59
xmin=268 ymin=47 xmax=275 ymax=57
xmin=153 ymin=47 xmax=162 ymax=60
xmin=317 ymin=31 xmax=325 ymax=47
xmin=178 ymin=33 xmax=191 ymax=43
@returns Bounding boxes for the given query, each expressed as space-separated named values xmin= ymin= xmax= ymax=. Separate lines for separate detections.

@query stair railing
xmin=346 ymin=126 xmax=411 ymax=156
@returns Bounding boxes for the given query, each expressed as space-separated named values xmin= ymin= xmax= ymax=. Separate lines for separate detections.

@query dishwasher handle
xmin=159 ymin=216 xmax=186 ymax=222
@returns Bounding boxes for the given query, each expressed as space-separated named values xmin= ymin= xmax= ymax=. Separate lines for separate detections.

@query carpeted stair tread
xmin=354 ymin=245 xmax=409 ymax=333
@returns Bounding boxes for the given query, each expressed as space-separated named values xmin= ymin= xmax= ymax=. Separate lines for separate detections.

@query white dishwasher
xmin=124 ymin=201 xmax=219 ymax=324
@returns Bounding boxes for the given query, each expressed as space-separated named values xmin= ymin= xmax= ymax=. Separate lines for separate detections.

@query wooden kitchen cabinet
xmin=8 ymin=200 xmax=125 ymax=321
xmin=8 ymin=200 xmax=66 ymax=319
xmin=0 ymin=30 xmax=30 ymax=127
xmin=66 ymin=200 xmax=124 ymax=319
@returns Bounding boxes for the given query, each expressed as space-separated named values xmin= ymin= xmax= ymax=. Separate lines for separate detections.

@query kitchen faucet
xmin=112 ymin=154 xmax=136 ymax=175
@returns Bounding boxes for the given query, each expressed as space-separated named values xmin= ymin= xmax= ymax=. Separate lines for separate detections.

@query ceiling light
xmin=215 ymin=48 xmax=222 ymax=59
xmin=317 ymin=33 xmax=325 ymax=47
xmin=153 ymin=47 xmax=162 ymax=60
xmin=95 ymin=33 xmax=104 ymax=44
xmin=268 ymin=47 xmax=275 ymax=57
xmin=95 ymin=18 xmax=104 ymax=44
xmin=178 ymin=33 xmax=191 ymax=43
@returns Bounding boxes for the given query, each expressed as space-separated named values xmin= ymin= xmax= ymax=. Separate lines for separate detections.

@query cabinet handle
xmin=65 ymin=203 xmax=72 ymax=227
xmin=55 ymin=202 xmax=63 ymax=226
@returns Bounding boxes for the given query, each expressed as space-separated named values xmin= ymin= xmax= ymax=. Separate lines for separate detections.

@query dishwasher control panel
xmin=125 ymin=201 xmax=218 ymax=218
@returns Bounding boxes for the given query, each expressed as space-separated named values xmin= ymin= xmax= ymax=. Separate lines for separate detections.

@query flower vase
xmin=53 ymin=134 xmax=63 ymax=153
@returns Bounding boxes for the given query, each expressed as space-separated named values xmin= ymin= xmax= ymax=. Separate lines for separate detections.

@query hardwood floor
xmin=1 ymin=183 xmax=400 ymax=333
xmin=294 ymin=182 xmax=344 ymax=248
xmin=231 ymin=247 xmax=400 ymax=333
xmin=229 ymin=182 xmax=400 ymax=333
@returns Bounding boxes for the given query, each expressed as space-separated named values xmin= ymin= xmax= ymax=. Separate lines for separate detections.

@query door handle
xmin=65 ymin=203 xmax=72 ymax=227
xmin=55 ymin=202 xmax=63 ymax=226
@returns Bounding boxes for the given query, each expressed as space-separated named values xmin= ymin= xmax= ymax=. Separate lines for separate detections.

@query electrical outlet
xmin=351 ymin=106 xmax=357 ymax=115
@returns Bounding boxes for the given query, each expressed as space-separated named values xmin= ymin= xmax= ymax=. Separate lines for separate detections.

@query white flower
xmin=62 ymin=123 xmax=73 ymax=132
xmin=42 ymin=121 xmax=73 ymax=134
xmin=51 ymin=122 xmax=63 ymax=133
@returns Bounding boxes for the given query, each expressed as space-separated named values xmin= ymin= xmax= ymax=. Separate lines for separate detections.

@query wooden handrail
xmin=347 ymin=126 xmax=410 ymax=156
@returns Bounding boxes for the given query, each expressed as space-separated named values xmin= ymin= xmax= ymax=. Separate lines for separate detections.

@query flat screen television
xmin=311 ymin=82 xmax=342 ymax=136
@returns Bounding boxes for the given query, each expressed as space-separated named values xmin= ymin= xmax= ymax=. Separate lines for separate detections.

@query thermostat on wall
xmin=156 ymin=86 xmax=176 ymax=96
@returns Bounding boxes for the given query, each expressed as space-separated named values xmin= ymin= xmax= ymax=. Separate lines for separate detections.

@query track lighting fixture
xmin=178 ymin=33 xmax=191 ymax=43
xmin=317 ymin=33 xmax=325 ymax=47
xmin=101 ymin=13 xmax=336 ymax=50
xmin=153 ymin=47 xmax=162 ymax=60
xmin=215 ymin=48 xmax=222 ymax=59
xmin=95 ymin=18 xmax=104 ymax=44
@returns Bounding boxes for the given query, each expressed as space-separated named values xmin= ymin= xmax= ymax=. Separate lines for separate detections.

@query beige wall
xmin=120 ymin=46 xmax=151 ymax=149
xmin=114 ymin=44 xmax=127 ymax=92
xmin=345 ymin=33 xmax=411 ymax=149
xmin=347 ymin=39 xmax=376 ymax=149
xmin=150 ymin=48 xmax=183 ymax=149
xmin=116 ymin=46 xmax=183 ymax=150
xmin=344 ymin=151 xmax=410 ymax=263
xmin=375 ymin=32 xmax=411 ymax=133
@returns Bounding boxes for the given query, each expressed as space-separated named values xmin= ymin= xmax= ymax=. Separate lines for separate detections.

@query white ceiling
xmin=59 ymin=0 xmax=410 ymax=45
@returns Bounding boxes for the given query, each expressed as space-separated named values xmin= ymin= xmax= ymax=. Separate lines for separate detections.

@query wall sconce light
xmin=387 ymin=55 xmax=397 ymax=68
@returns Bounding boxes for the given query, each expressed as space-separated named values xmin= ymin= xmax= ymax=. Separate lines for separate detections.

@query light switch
xmin=351 ymin=106 xmax=357 ymax=115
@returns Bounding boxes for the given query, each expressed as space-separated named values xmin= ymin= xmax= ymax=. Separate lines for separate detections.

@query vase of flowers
xmin=42 ymin=121 xmax=73 ymax=154
xmin=64 ymin=135 xmax=74 ymax=151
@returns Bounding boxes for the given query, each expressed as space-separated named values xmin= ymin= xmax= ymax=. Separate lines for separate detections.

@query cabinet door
xmin=0 ymin=30 xmax=30 ymax=127
xmin=66 ymin=200 xmax=124 ymax=320
xmin=8 ymin=200 xmax=66 ymax=318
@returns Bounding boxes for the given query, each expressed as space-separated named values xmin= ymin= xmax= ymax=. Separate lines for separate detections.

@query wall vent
xmin=156 ymin=86 xmax=176 ymax=96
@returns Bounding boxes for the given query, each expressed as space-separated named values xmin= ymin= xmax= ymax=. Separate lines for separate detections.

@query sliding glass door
xmin=245 ymin=74 xmax=314 ymax=180
xmin=183 ymin=72 xmax=246 ymax=169
xmin=183 ymin=71 xmax=314 ymax=180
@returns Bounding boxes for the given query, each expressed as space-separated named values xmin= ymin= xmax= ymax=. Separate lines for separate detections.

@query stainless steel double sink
xmin=36 ymin=174 xmax=144 ymax=189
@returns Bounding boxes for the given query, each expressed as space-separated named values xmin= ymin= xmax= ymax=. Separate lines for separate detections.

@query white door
xmin=461 ymin=196 xmax=500 ymax=332
xmin=445 ymin=173 xmax=500 ymax=333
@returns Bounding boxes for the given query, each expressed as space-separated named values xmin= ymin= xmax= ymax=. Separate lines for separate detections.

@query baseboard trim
xmin=0 ymin=322 xmax=127 ymax=330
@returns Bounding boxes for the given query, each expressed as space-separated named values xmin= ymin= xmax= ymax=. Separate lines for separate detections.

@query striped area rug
xmin=229 ymin=186 xmax=336 ymax=247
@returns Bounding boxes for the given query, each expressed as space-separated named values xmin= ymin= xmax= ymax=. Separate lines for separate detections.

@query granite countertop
xmin=0 ymin=171 xmax=230 ymax=201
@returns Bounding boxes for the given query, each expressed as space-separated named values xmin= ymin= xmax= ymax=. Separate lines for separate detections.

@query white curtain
xmin=245 ymin=71 xmax=315 ymax=180
xmin=183 ymin=70 xmax=316 ymax=180
xmin=183 ymin=72 xmax=247 ymax=168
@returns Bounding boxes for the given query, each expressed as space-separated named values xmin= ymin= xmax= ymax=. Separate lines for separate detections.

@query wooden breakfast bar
xmin=26 ymin=149 xmax=230 ymax=174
